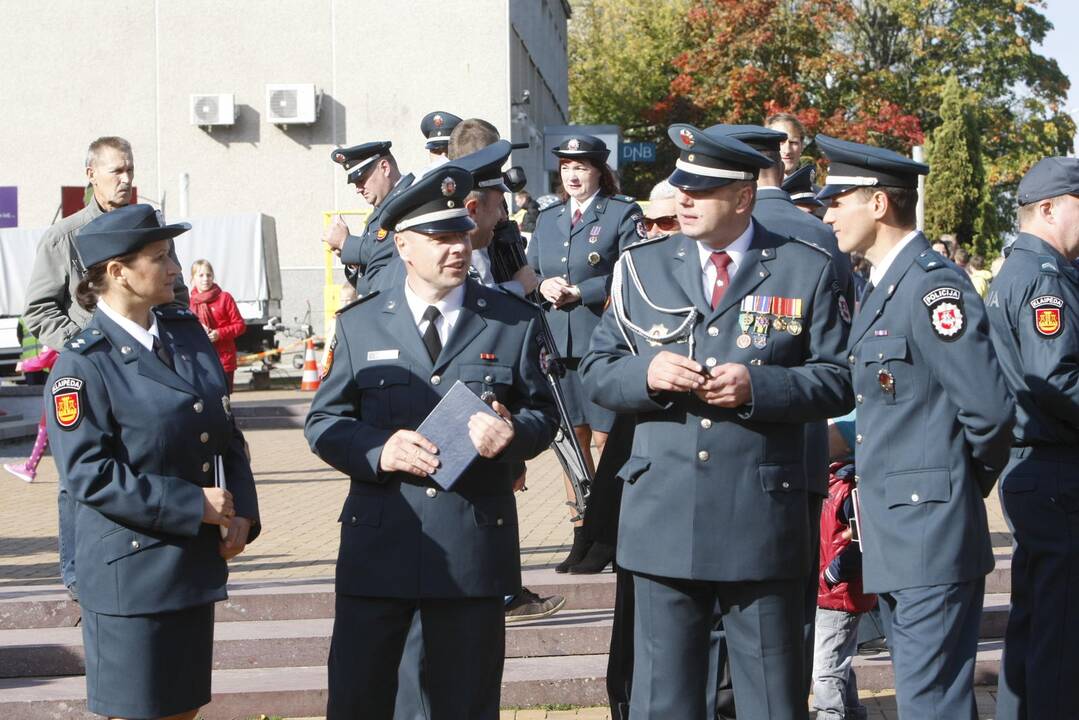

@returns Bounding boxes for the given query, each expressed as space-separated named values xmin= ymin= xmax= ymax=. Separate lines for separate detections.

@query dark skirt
xmin=561 ymin=359 xmax=616 ymax=433
xmin=82 ymin=603 xmax=215 ymax=719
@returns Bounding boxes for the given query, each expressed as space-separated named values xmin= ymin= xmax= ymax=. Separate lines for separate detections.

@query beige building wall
xmin=0 ymin=0 xmax=569 ymax=334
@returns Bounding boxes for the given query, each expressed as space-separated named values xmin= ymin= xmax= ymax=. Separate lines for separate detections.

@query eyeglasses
xmin=642 ymin=215 xmax=679 ymax=231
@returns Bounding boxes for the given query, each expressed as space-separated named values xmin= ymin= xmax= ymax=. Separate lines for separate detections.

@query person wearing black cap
xmin=817 ymin=135 xmax=1014 ymax=719
xmin=305 ymin=166 xmax=558 ymax=720
xmin=420 ymin=110 xmax=462 ymax=161
xmin=527 ymin=133 xmax=645 ymax=573
xmin=986 ymin=156 xmax=1079 ymax=720
xmin=782 ymin=164 xmax=824 ymax=215
xmin=45 ymin=203 xmax=260 ymax=720
xmin=581 ymin=124 xmax=853 ymax=720
xmin=325 ymin=141 xmax=415 ymax=294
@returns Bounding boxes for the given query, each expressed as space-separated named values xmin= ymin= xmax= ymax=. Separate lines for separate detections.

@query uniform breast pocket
xmin=338 ymin=490 xmax=385 ymax=528
xmin=356 ymin=363 xmax=413 ymax=427
xmin=459 ymin=363 xmax=514 ymax=404
xmin=861 ymin=337 xmax=910 ymax=405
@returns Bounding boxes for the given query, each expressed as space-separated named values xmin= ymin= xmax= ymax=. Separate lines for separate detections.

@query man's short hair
xmin=856 ymin=186 xmax=918 ymax=227
xmin=649 ymin=180 xmax=676 ymax=202
xmin=764 ymin=112 xmax=806 ymax=140
xmin=86 ymin=136 xmax=132 ymax=168
xmin=953 ymin=247 xmax=970 ymax=264
xmin=447 ymin=119 xmax=500 ymax=159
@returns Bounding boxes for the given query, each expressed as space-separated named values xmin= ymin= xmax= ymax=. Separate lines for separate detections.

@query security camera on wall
xmin=190 ymin=94 xmax=236 ymax=130
xmin=266 ymin=83 xmax=321 ymax=128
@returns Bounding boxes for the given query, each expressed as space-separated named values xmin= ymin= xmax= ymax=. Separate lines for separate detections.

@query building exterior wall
xmin=0 ymin=0 xmax=568 ymax=334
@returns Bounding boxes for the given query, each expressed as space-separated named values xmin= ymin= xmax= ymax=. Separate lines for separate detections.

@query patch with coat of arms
xmin=1029 ymin=295 xmax=1064 ymax=337
xmin=922 ymin=287 xmax=965 ymax=341
xmin=51 ymin=377 xmax=84 ymax=430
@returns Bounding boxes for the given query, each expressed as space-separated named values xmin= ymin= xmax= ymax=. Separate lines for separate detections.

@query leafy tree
xmin=924 ymin=76 xmax=983 ymax=251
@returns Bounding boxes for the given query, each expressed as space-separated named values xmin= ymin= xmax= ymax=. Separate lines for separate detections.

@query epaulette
xmin=788 ymin=236 xmax=831 ymax=259
xmin=623 ymin=233 xmax=669 ymax=251
xmin=915 ymin=249 xmax=948 ymax=272
xmin=336 ymin=290 xmax=381 ymax=316
xmin=538 ymin=200 xmax=564 ymax=213
xmin=494 ymin=285 xmax=542 ymax=311
xmin=65 ymin=327 xmax=107 ymax=354
xmin=610 ymin=194 xmax=636 ymax=204
xmin=153 ymin=305 xmax=200 ymax=322
xmin=1036 ymin=255 xmax=1061 ymax=275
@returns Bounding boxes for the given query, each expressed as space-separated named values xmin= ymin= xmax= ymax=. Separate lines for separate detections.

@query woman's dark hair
xmin=75 ymin=249 xmax=141 ymax=311
xmin=557 ymin=157 xmax=620 ymax=203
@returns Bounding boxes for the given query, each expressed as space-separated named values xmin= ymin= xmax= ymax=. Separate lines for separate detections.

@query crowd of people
xmin=8 ymin=99 xmax=1078 ymax=720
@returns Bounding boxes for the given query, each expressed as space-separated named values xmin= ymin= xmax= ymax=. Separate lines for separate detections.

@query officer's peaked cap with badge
xmin=75 ymin=203 xmax=190 ymax=269
xmin=331 ymin=141 xmax=393 ymax=184
xmin=815 ymin=135 xmax=929 ymax=201
xmin=552 ymin=134 xmax=609 ymax=164
xmin=379 ymin=165 xmax=476 ymax=235
xmin=707 ymin=124 xmax=787 ymax=153
xmin=782 ymin=164 xmax=822 ymax=207
xmin=1017 ymin=156 xmax=1079 ymax=206
xmin=451 ymin=139 xmax=513 ymax=193
xmin=420 ymin=111 xmax=463 ymax=150
xmin=666 ymin=123 xmax=773 ymax=191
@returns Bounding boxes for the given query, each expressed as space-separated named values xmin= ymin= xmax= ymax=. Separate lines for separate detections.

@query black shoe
xmin=555 ymin=526 xmax=591 ymax=574
xmin=504 ymin=587 xmax=566 ymax=623
xmin=569 ymin=541 xmax=615 ymax=574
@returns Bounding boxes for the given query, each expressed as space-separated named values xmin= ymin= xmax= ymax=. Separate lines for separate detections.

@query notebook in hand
xmin=416 ymin=380 xmax=500 ymax=490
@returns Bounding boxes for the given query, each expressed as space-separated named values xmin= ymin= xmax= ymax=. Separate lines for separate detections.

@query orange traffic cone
xmin=300 ymin=338 xmax=321 ymax=391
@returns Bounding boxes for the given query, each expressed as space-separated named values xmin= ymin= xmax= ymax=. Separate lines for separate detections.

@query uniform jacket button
xmin=484 ymin=375 xmax=494 ymax=383
xmin=856 ymin=394 xmax=864 ymax=404
xmin=848 ymin=355 xmax=856 ymax=365
xmin=431 ymin=375 xmax=442 ymax=385
xmin=705 ymin=357 xmax=717 ymax=368
xmin=496 ymin=518 xmax=504 ymax=526
xmin=200 ymin=432 xmax=210 ymax=443
xmin=131 ymin=540 xmax=140 ymax=549
xmin=202 ymin=461 xmax=211 ymax=472
xmin=708 ymin=326 xmax=719 ymax=336
xmin=700 ymin=418 xmax=712 ymax=429
xmin=350 ymin=515 xmax=358 ymax=525
xmin=856 ymin=434 xmax=863 ymax=444
xmin=698 ymin=450 xmax=710 ymax=462
xmin=426 ymin=487 xmax=437 ymax=498
xmin=561 ymin=257 xmax=568 ymax=263
xmin=782 ymin=481 xmax=790 ymax=489
xmin=193 ymin=401 xmax=204 ymax=413
xmin=911 ymin=493 xmax=920 ymax=502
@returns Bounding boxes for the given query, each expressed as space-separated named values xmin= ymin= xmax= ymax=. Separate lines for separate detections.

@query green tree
xmin=924 ymin=76 xmax=982 ymax=250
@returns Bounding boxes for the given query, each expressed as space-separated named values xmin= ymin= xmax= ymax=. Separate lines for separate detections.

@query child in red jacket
xmin=189 ymin=259 xmax=245 ymax=392
xmin=811 ymin=415 xmax=877 ymax=720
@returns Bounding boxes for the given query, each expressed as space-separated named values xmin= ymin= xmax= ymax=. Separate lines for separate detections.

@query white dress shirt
xmin=697 ymin=222 xmax=754 ymax=301
xmin=404 ymin=279 xmax=465 ymax=346
xmin=570 ymin=190 xmax=600 ymax=221
xmin=96 ymin=297 xmax=160 ymax=351
xmin=868 ymin=230 xmax=920 ymax=287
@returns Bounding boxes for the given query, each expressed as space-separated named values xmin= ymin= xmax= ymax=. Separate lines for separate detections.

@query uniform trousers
xmin=327 ymin=594 xmax=504 ymax=720
xmin=630 ymin=573 xmax=806 ymax=720
xmin=879 ymin=578 xmax=984 ymax=720
xmin=996 ymin=451 xmax=1079 ymax=720
xmin=394 ymin=614 xmax=431 ymax=720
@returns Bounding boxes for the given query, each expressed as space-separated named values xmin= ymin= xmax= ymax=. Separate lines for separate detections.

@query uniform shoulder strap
xmin=914 ymin=249 xmax=949 ymax=272
xmin=64 ymin=327 xmax=108 ymax=354
xmin=336 ymin=290 xmax=381 ymax=316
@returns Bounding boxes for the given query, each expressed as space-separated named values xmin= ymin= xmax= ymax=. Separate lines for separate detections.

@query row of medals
xmin=736 ymin=311 xmax=803 ymax=349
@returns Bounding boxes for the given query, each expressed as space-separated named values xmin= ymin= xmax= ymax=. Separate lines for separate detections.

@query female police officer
xmin=526 ymin=134 xmax=643 ymax=572
xmin=47 ymin=204 xmax=260 ymax=720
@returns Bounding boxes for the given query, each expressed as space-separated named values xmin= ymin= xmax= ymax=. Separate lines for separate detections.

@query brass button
xmin=700 ymin=418 xmax=712 ymax=429
xmin=202 ymin=462 xmax=211 ymax=472
xmin=200 ymin=432 xmax=209 ymax=443
xmin=431 ymin=375 xmax=442 ymax=385
xmin=426 ymin=487 xmax=437 ymax=498
xmin=708 ymin=326 xmax=719 ymax=337
xmin=698 ymin=450 xmax=709 ymax=462
xmin=193 ymin=401 xmax=204 ymax=413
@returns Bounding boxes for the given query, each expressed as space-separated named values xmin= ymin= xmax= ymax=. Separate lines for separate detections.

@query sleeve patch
xmin=321 ymin=335 xmax=337 ymax=379
xmin=837 ymin=295 xmax=851 ymax=324
xmin=51 ymin=377 xmax=84 ymax=430
xmin=1030 ymin=295 xmax=1064 ymax=337
xmin=922 ymin=287 xmax=965 ymax=341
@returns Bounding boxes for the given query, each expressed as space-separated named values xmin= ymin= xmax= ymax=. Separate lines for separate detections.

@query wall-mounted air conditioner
xmin=266 ymin=83 xmax=320 ymax=125
xmin=190 ymin=94 xmax=236 ymax=126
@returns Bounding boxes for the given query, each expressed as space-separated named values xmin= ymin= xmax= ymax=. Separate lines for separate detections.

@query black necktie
xmin=857 ymin=281 xmax=875 ymax=311
xmin=153 ymin=336 xmax=174 ymax=370
xmin=421 ymin=306 xmax=442 ymax=363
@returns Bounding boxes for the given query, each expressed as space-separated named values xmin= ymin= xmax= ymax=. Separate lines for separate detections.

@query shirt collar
xmin=96 ymin=297 xmax=160 ymax=351
xmin=697 ymin=221 xmax=754 ymax=273
xmin=869 ymin=230 xmax=920 ymax=286
xmin=403 ymin=278 xmax=466 ymax=328
xmin=570 ymin=190 xmax=600 ymax=217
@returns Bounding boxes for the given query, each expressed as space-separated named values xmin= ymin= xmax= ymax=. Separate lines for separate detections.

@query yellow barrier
xmin=321 ymin=209 xmax=373 ymax=343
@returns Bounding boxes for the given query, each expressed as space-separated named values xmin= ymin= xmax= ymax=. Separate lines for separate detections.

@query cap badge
xmin=680 ymin=128 xmax=695 ymax=147
xmin=567 ymin=138 xmax=581 ymax=151
xmin=441 ymin=176 xmax=457 ymax=197
xmin=433 ymin=114 xmax=444 ymax=128
xmin=334 ymin=152 xmax=345 ymax=162
xmin=376 ymin=229 xmax=388 ymax=240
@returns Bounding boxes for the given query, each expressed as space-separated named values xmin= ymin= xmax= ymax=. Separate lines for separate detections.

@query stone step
xmin=231 ymin=401 xmax=310 ymax=430
xmin=0 ymin=640 xmax=1004 ymax=719
xmin=0 ymin=417 xmax=37 ymax=442
xmin=0 ymin=593 xmax=1012 ymax=679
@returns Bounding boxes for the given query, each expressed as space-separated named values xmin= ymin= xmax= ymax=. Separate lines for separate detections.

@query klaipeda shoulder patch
xmin=1029 ymin=295 xmax=1064 ymax=337
xmin=51 ymin=377 xmax=84 ymax=430
xmin=922 ymin=287 xmax=965 ymax=341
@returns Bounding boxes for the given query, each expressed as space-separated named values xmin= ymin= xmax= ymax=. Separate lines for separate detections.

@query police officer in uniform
xmin=581 ymin=124 xmax=854 ymax=720
xmin=420 ymin=110 xmax=462 ymax=162
xmin=987 ymin=156 xmax=1079 ymax=720
xmin=325 ymin=141 xmax=415 ymax=294
xmin=527 ymin=134 xmax=644 ymax=571
xmin=305 ymin=165 xmax=558 ymax=720
xmin=47 ymin=204 xmax=260 ymax=720
xmin=817 ymin=135 xmax=1014 ymax=719
xmin=782 ymin=165 xmax=824 ymax=215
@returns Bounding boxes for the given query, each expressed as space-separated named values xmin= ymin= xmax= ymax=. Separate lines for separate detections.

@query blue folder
xmin=416 ymin=380 xmax=500 ymax=490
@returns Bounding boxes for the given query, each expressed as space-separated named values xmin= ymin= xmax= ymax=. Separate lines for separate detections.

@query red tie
xmin=571 ymin=209 xmax=582 ymax=227
xmin=709 ymin=251 xmax=733 ymax=309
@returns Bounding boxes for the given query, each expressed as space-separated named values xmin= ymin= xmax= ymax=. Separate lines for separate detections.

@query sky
xmin=1038 ymin=1 xmax=1079 ymax=132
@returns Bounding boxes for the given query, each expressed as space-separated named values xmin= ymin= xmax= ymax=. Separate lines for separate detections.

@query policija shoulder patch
xmin=51 ymin=377 xmax=84 ymax=430
xmin=922 ymin=287 xmax=965 ymax=341
xmin=1030 ymin=295 xmax=1064 ymax=337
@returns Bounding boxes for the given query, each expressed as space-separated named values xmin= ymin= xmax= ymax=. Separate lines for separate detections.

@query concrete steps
xmin=231 ymin=400 xmax=310 ymax=430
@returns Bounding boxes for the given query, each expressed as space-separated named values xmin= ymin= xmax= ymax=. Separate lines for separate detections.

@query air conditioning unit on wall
xmin=266 ymin=83 xmax=320 ymax=125
xmin=190 ymin=94 xmax=236 ymax=126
